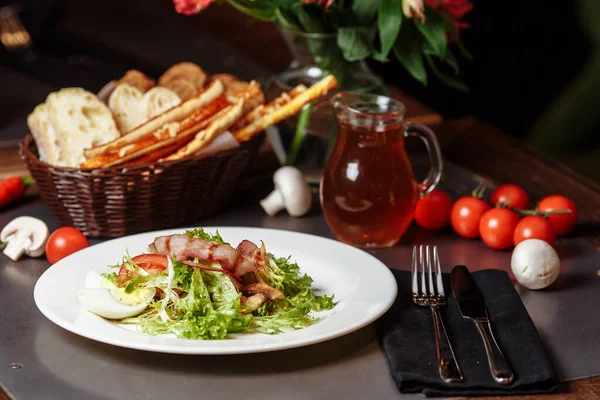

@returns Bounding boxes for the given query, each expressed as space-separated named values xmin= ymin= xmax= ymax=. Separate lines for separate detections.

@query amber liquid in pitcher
xmin=321 ymin=119 xmax=418 ymax=248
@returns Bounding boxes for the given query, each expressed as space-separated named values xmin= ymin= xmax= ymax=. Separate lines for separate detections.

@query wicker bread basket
xmin=20 ymin=134 xmax=263 ymax=238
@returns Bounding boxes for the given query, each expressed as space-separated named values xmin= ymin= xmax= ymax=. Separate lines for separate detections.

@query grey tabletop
xmin=1 ymin=161 xmax=600 ymax=400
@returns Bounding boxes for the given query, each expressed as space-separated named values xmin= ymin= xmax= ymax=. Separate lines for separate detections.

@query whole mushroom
xmin=511 ymin=239 xmax=560 ymax=290
xmin=1 ymin=216 xmax=49 ymax=261
xmin=260 ymin=166 xmax=312 ymax=217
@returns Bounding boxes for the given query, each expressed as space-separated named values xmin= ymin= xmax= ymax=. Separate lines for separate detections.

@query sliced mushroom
xmin=1 ymin=217 xmax=49 ymax=261
xmin=242 ymin=282 xmax=284 ymax=301
xmin=240 ymin=293 xmax=268 ymax=314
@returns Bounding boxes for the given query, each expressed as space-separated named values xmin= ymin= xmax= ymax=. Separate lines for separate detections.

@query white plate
xmin=34 ymin=227 xmax=397 ymax=354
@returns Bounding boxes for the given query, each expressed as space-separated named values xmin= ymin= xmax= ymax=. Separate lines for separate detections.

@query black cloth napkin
xmin=375 ymin=269 xmax=559 ymax=397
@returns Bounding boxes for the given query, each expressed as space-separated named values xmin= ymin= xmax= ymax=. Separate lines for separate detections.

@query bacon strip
xmin=153 ymin=234 xmax=261 ymax=277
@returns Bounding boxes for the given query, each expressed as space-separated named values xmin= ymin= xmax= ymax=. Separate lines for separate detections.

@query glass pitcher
xmin=320 ymin=92 xmax=443 ymax=248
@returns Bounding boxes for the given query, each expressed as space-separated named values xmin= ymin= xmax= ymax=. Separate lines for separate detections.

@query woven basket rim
xmin=20 ymin=134 xmax=256 ymax=174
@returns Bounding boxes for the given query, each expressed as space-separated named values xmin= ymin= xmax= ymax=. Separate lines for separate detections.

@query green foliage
xmin=218 ymin=0 xmax=471 ymax=89
xmin=378 ymin=0 xmax=403 ymax=59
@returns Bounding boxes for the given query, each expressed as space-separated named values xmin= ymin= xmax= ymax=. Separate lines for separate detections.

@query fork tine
xmin=434 ymin=246 xmax=445 ymax=298
xmin=419 ymin=245 xmax=426 ymax=297
xmin=426 ymin=245 xmax=435 ymax=297
xmin=411 ymin=246 xmax=418 ymax=296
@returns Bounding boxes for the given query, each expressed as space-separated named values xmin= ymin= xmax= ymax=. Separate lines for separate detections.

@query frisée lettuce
xmin=100 ymin=229 xmax=334 ymax=339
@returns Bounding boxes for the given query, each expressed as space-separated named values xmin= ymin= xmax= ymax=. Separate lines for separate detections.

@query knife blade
xmin=451 ymin=265 xmax=515 ymax=385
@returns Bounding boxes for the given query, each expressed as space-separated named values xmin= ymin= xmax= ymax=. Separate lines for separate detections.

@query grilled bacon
xmin=153 ymin=234 xmax=262 ymax=277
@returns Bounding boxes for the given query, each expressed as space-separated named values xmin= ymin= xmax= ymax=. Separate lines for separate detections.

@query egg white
xmin=78 ymin=271 xmax=156 ymax=319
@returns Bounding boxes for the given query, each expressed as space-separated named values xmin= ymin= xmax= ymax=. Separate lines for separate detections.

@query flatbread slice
xmin=165 ymin=97 xmax=246 ymax=160
xmin=233 ymin=75 xmax=337 ymax=142
xmin=83 ymin=79 xmax=223 ymax=159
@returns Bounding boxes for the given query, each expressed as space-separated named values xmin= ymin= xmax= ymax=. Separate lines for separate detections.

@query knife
xmin=451 ymin=265 xmax=515 ymax=385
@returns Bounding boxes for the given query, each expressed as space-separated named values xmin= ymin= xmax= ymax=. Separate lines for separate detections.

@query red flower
xmin=300 ymin=0 xmax=335 ymax=11
xmin=425 ymin=0 xmax=473 ymax=41
xmin=173 ymin=0 xmax=212 ymax=16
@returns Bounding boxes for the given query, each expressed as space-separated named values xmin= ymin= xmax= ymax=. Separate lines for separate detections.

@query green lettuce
xmin=119 ymin=230 xmax=334 ymax=339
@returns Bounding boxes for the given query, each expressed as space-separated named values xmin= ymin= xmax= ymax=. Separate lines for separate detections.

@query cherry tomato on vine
xmin=479 ymin=208 xmax=520 ymax=250
xmin=538 ymin=195 xmax=577 ymax=236
xmin=414 ymin=190 xmax=453 ymax=231
xmin=46 ymin=227 xmax=89 ymax=264
xmin=490 ymin=184 xmax=529 ymax=209
xmin=513 ymin=216 xmax=556 ymax=247
xmin=450 ymin=197 xmax=491 ymax=239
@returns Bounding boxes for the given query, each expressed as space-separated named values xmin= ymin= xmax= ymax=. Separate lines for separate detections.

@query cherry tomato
xmin=46 ymin=227 xmax=89 ymax=264
xmin=0 ymin=186 xmax=11 ymax=208
xmin=0 ymin=176 xmax=28 ymax=208
xmin=414 ymin=190 xmax=453 ymax=231
xmin=479 ymin=208 xmax=520 ymax=250
xmin=538 ymin=195 xmax=577 ymax=236
xmin=513 ymin=216 xmax=556 ymax=247
xmin=490 ymin=184 xmax=529 ymax=209
xmin=450 ymin=197 xmax=491 ymax=239
xmin=118 ymin=254 xmax=168 ymax=284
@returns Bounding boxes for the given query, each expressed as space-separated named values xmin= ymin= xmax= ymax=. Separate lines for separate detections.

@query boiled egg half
xmin=78 ymin=271 xmax=156 ymax=319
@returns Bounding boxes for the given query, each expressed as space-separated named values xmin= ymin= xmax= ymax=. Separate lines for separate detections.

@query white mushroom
xmin=260 ymin=166 xmax=312 ymax=217
xmin=511 ymin=239 xmax=560 ymax=290
xmin=1 ymin=217 xmax=49 ymax=262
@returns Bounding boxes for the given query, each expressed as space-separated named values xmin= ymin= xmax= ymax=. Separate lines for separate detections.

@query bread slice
xmin=27 ymin=104 xmax=61 ymax=165
xmin=83 ymin=79 xmax=223 ymax=159
xmin=158 ymin=62 xmax=207 ymax=100
xmin=139 ymin=86 xmax=181 ymax=121
xmin=108 ymin=83 xmax=144 ymax=133
xmin=165 ymin=96 xmax=246 ymax=160
xmin=108 ymin=84 xmax=182 ymax=134
xmin=29 ymin=88 xmax=120 ymax=167
xmin=117 ymin=70 xmax=155 ymax=93
xmin=233 ymin=75 xmax=337 ymax=142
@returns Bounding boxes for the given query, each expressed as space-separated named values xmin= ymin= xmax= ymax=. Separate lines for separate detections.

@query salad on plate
xmin=77 ymin=228 xmax=335 ymax=340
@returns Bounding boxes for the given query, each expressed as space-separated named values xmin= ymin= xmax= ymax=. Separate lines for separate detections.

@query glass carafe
xmin=320 ymin=93 xmax=444 ymax=248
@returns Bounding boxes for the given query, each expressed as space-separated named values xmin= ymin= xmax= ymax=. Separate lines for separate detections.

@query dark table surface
xmin=1 ymin=161 xmax=599 ymax=400
xmin=2 ymin=2 xmax=600 ymax=398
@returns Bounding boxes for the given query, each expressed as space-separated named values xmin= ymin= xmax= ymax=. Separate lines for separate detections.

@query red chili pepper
xmin=0 ymin=176 xmax=33 ymax=208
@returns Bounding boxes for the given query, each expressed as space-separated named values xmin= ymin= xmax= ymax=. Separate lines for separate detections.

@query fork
xmin=412 ymin=245 xmax=463 ymax=383
xmin=0 ymin=5 xmax=32 ymax=51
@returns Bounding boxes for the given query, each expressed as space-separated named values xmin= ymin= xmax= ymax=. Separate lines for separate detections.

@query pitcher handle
xmin=404 ymin=123 xmax=444 ymax=195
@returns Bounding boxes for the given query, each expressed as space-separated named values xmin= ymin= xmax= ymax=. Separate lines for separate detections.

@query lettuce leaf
xmin=185 ymin=228 xmax=226 ymax=244
xmin=120 ymin=231 xmax=334 ymax=339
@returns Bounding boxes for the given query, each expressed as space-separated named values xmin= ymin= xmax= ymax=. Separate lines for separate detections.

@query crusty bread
xmin=213 ymin=73 xmax=251 ymax=97
xmin=140 ymin=86 xmax=181 ymax=121
xmin=83 ymin=79 xmax=224 ymax=159
xmin=158 ymin=62 xmax=207 ymax=100
xmin=27 ymin=104 xmax=61 ymax=165
xmin=108 ymin=84 xmax=181 ymax=134
xmin=117 ymin=70 xmax=155 ymax=93
xmin=27 ymin=88 xmax=121 ymax=167
xmin=108 ymin=83 xmax=143 ymax=133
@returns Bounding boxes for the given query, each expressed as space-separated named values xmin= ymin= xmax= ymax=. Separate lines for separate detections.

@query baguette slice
xmin=140 ymin=86 xmax=181 ymax=122
xmin=27 ymin=104 xmax=61 ymax=165
xmin=108 ymin=83 xmax=144 ymax=133
xmin=83 ymin=79 xmax=223 ymax=159
xmin=41 ymin=88 xmax=120 ymax=167
xmin=233 ymin=75 xmax=337 ymax=142
xmin=81 ymin=94 xmax=230 ymax=168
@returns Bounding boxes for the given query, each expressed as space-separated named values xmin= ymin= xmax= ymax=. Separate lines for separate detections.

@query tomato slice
xmin=117 ymin=254 xmax=168 ymax=285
